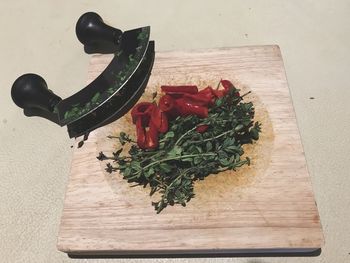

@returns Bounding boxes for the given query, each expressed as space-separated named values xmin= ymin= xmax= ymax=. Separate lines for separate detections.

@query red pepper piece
xmin=159 ymin=95 xmax=175 ymax=112
xmin=183 ymin=92 xmax=213 ymax=106
xmin=162 ymin=93 xmax=185 ymax=99
xmin=175 ymin=98 xmax=208 ymax=118
xmin=131 ymin=102 xmax=155 ymax=126
xmin=145 ymin=121 xmax=159 ymax=149
xmin=220 ymin=79 xmax=234 ymax=90
xmin=220 ymin=79 xmax=241 ymax=97
xmin=161 ymin=85 xmax=198 ymax=94
xmin=201 ymin=85 xmax=224 ymax=98
xmin=150 ymin=106 xmax=169 ymax=133
xmin=198 ymin=86 xmax=214 ymax=95
xmin=201 ymin=87 xmax=216 ymax=104
xmin=159 ymin=94 xmax=179 ymax=119
xmin=135 ymin=118 xmax=146 ymax=149
xmin=213 ymin=89 xmax=225 ymax=98
xmin=198 ymin=86 xmax=217 ymax=104
xmin=196 ymin=125 xmax=209 ymax=133
xmin=183 ymin=94 xmax=209 ymax=106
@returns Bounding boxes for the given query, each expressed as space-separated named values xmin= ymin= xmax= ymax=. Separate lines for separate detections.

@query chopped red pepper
xmin=212 ymin=89 xmax=225 ymax=98
xmin=131 ymin=102 xmax=155 ymax=126
xmin=161 ymin=85 xmax=198 ymax=94
xmin=196 ymin=125 xmax=209 ymax=133
xmin=161 ymin=93 xmax=185 ymax=99
xmin=220 ymin=79 xmax=240 ymax=97
xmin=159 ymin=94 xmax=175 ymax=112
xmin=131 ymin=80 xmax=238 ymax=149
xmin=220 ymin=79 xmax=234 ymax=90
xmin=159 ymin=94 xmax=179 ymax=119
xmin=150 ymin=106 xmax=168 ymax=133
xmin=175 ymin=98 xmax=208 ymax=118
xmin=135 ymin=118 xmax=146 ymax=149
xmin=145 ymin=121 xmax=159 ymax=149
xmin=198 ymin=86 xmax=215 ymax=96
xmin=183 ymin=92 xmax=213 ymax=106
xmin=132 ymin=102 xmax=159 ymax=148
xmin=196 ymin=86 xmax=230 ymax=103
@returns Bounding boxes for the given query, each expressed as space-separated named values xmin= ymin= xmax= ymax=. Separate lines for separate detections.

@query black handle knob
xmin=11 ymin=74 xmax=62 ymax=124
xmin=76 ymin=12 xmax=122 ymax=54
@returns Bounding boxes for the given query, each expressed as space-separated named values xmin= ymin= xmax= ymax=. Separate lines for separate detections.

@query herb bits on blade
xmin=97 ymin=80 xmax=261 ymax=213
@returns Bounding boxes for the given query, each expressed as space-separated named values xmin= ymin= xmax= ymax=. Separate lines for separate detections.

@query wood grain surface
xmin=57 ymin=45 xmax=324 ymax=255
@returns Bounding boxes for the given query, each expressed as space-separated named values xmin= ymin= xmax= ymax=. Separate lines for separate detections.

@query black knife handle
xmin=11 ymin=73 xmax=62 ymax=124
xmin=76 ymin=12 xmax=122 ymax=54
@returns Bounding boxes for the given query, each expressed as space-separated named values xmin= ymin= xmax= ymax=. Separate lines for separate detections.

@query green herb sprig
xmin=98 ymin=87 xmax=261 ymax=213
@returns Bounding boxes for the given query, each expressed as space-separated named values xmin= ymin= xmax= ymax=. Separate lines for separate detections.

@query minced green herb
xmin=62 ymin=28 xmax=150 ymax=123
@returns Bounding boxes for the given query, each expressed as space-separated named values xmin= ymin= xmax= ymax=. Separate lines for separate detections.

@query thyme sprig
xmin=98 ymin=87 xmax=261 ymax=213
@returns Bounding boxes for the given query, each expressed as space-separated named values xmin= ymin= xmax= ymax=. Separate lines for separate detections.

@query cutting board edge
xmin=57 ymin=246 xmax=322 ymax=257
xmin=154 ymin=44 xmax=282 ymax=54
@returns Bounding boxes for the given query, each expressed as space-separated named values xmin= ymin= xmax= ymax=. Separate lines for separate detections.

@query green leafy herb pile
xmin=97 ymin=87 xmax=261 ymax=213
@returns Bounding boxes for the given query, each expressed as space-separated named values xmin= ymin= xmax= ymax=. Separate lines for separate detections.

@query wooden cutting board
xmin=57 ymin=45 xmax=324 ymax=256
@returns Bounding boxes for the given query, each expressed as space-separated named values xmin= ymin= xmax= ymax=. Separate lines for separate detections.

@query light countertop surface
xmin=0 ymin=1 xmax=349 ymax=262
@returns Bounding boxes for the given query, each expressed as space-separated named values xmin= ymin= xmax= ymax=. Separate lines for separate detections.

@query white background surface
xmin=0 ymin=1 xmax=349 ymax=262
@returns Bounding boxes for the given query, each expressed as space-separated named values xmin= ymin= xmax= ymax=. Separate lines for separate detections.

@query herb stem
xmin=173 ymin=116 xmax=232 ymax=147
xmin=174 ymin=126 xmax=199 ymax=146
xmin=107 ymin=135 xmax=137 ymax=143
xmin=217 ymin=167 xmax=229 ymax=172
xmin=190 ymin=129 xmax=233 ymax=144
xmin=216 ymin=79 xmax=222 ymax=90
xmin=217 ymin=159 xmax=249 ymax=172
xmin=108 ymin=135 xmax=120 ymax=138
xmin=174 ymin=122 xmax=209 ymax=146
xmin=140 ymin=151 xmax=165 ymax=164
xmin=154 ymin=178 xmax=166 ymax=186
xmin=127 ymin=172 xmax=141 ymax=180
xmin=100 ymin=155 xmax=131 ymax=161
xmin=240 ymin=91 xmax=252 ymax=98
xmin=133 ymin=151 xmax=158 ymax=157
xmin=164 ymin=170 xmax=189 ymax=193
xmin=106 ymin=157 xmax=117 ymax=160
xmin=143 ymin=153 xmax=216 ymax=170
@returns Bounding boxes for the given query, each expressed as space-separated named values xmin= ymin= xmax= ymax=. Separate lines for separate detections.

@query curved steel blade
xmin=67 ymin=41 xmax=155 ymax=138
xmin=56 ymin=26 xmax=151 ymax=126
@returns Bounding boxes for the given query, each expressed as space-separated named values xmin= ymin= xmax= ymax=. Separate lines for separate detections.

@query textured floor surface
xmin=0 ymin=1 xmax=349 ymax=262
